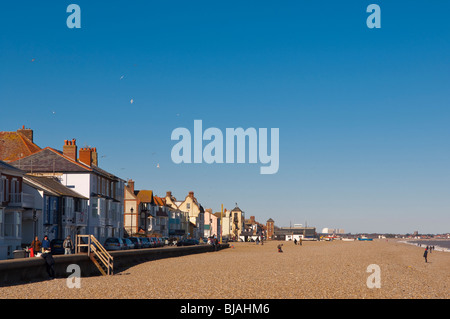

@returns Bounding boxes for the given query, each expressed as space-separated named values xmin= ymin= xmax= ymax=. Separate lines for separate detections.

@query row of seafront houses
xmin=0 ymin=126 xmax=276 ymax=260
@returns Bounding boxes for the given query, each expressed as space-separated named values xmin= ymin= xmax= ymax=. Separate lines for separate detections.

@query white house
xmin=0 ymin=161 xmax=26 ymax=259
xmin=11 ymin=140 xmax=125 ymax=245
xmin=23 ymin=175 xmax=88 ymax=244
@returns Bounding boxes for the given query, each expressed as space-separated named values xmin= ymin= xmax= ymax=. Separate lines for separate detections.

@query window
xmin=10 ymin=178 xmax=20 ymax=202
xmin=0 ymin=209 xmax=3 ymax=237
xmin=4 ymin=212 xmax=20 ymax=238
xmin=91 ymin=197 xmax=98 ymax=218
xmin=44 ymin=197 xmax=50 ymax=224
xmin=0 ymin=177 xmax=5 ymax=202
xmin=186 ymin=203 xmax=190 ymax=209
xmin=5 ymin=178 xmax=9 ymax=202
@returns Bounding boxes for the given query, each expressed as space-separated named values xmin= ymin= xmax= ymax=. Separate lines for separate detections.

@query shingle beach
xmin=1 ymin=239 xmax=448 ymax=299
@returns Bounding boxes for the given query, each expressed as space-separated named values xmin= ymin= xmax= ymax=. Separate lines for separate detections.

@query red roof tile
xmin=0 ymin=131 xmax=41 ymax=162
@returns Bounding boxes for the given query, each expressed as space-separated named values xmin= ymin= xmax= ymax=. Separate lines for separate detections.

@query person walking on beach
xmin=63 ymin=235 xmax=73 ymax=255
xmin=294 ymin=238 xmax=297 ymax=245
xmin=423 ymin=247 xmax=428 ymax=263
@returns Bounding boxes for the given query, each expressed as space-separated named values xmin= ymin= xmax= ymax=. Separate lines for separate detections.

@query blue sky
xmin=1 ymin=1 xmax=449 ymax=233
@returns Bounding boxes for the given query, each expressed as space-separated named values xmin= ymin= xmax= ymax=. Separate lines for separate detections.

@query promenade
xmin=0 ymin=239 xmax=449 ymax=299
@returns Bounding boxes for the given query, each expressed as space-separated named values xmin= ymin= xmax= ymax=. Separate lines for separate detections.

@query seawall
xmin=0 ymin=244 xmax=229 ymax=285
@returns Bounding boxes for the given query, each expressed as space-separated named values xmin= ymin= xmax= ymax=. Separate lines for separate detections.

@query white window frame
xmin=0 ymin=209 xmax=4 ymax=237
xmin=0 ymin=176 xmax=5 ymax=202
xmin=4 ymin=211 xmax=20 ymax=238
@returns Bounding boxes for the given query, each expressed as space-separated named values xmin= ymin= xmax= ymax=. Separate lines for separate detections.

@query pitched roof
xmin=136 ymin=190 xmax=153 ymax=203
xmin=154 ymin=196 xmax=166 ymax=206
xmin=9 ymin=147 xmax=124 ymax=181
xmin=0 ymin=160 xmax=25 ymax=175
xmin=10 ymin=147 xmax=92 ymax=173
xmin=24 ymin=175 xmax=88 ymax=199
xmin=0 ymin=131 xmax=41 ymax=162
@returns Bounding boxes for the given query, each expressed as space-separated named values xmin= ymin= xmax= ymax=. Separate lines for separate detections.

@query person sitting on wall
xmin=41 ymin=249 xmax=55 ymax=279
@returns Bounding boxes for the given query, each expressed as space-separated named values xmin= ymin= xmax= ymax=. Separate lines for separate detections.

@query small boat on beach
xmin=357 ymin=236 xmax=373 ymax=241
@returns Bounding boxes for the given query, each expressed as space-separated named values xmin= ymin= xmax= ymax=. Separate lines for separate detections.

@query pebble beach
xmin=0 ymin=239 xmax=449 ymax=299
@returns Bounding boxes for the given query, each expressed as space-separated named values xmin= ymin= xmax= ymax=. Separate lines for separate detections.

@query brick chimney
xmin=91 ymin=147 xmax=98 ymax=166
xmin=79 ymin=147 xmax=93 ymax=166
xmin=127 ymin=179 xmax=135 ymax=193
xmin=166 ymin=191 xmax=172 ymax=197
xmin=17 ymin=125 xmax=33 ymax=142
xmin=63 ymin=139 xmax=77 ymax=161
xmin=188 ymin=191 xmax=194 ymax=199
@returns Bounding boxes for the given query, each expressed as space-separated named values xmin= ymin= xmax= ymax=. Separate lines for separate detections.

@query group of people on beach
xmin=30 ymin=235 xmax=74 ymax=256
xmin=30 ymin=235 xmax=74 ymax=279
xmin=277 ymin=237 xmax=305 ymax=252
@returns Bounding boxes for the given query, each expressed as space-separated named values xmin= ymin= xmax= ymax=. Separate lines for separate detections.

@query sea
xmin=401 ymin=239 xmax=450 ymax=252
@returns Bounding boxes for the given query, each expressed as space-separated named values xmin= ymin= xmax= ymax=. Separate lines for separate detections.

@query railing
xmin=8 ymin=193 xmax=22 ymax=206
xmin=75 ymin=212 xmax=87 ymax=226
xmin=76 ymin=235 xmax=114 ymax=276
xmin=7 ymin=192 xmax=34 ymax=207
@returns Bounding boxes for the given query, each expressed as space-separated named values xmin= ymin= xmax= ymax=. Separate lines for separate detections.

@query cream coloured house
xmin=165 ymin=191 xmax=204 ymax=239
xmin=221 ymin=205 xmax=245 ymax=241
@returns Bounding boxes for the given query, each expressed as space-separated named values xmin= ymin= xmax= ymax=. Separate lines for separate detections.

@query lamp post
xmin=220 ymin=204 xmax=223 ymax=244
xmin=130 ymin=207 xmax=134 ymax=237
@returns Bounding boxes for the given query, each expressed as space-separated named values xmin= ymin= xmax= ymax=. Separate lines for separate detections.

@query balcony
xmin=62 ymin=211 xmax=88 ymax=227
xmin=8 ymin=192 xmax=35 ymax=208
xmin=8 ymin=193 xmax=22 ymax=206
xmin=76 ymin=211 xmax=87 ymax=226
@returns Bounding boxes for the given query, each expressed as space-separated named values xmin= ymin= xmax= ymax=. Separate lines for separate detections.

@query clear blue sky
xmin=1 ymin=1 xmax=449 ymax=234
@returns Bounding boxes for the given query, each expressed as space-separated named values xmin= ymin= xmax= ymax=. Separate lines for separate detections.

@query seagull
xmin=130 ymin=99 xmax=134 ymax=104
xmin=157 ymin=163 xmax=160 ymax=168
xmin=120 ymin=75 xmax=125 ymax=80
xmin=52 ymin=111 xmax=56 ymax=114
xmin=31 ymin=58 xmax=35 ymax=62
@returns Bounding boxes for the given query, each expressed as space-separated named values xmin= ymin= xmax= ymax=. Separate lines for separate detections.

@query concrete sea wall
xmin=0 ymin=244 xmax=229 ymax=285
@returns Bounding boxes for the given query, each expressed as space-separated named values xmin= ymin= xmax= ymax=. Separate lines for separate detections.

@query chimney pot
xmin=17 ymin=126 xmax=34 ymax=143
xmin=63 ymin=138 xmax=77 ymax=161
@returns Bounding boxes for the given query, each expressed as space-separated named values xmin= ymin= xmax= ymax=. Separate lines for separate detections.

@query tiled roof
xmin=0 ymin=131 xmax=41 ymax=162
xmin=10 ymin=147 xmax=92 ymax=173
xmin=24 ymin=175 xmax=88 ymax=199
xmin=154 ymin=196 xmax=166 ymax=206
xmin=136 ymin=190 xmax=153 ymax=203
xmin=0 ymin=160 xmax=24 ymax=174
